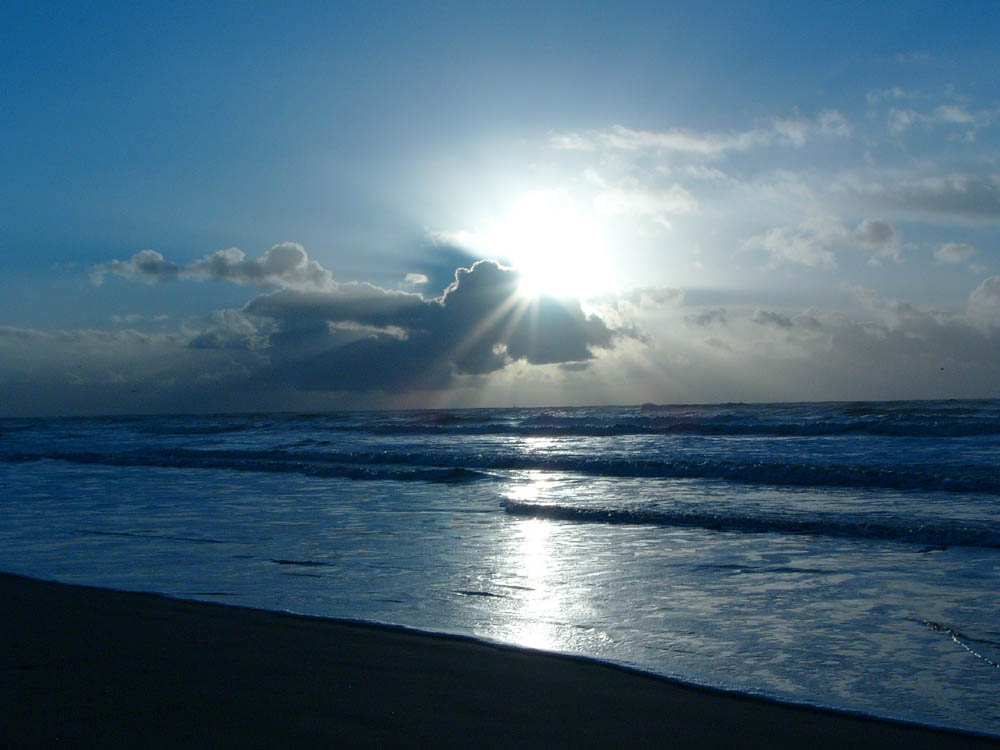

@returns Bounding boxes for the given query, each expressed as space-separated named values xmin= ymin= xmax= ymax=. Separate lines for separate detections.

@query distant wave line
xmin=5 ymin=447 xmax=998 ymax=493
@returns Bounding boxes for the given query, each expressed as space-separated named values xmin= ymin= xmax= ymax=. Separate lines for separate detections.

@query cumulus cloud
xmin=90 ymin=250 xmax=180 ymax=285
xmin=745 ymin=218 xmax=899 ymax=268
xmin=87 ymin=240 xmax=623 ymax=395
xmin=853 ymin=219 xmax=896 ymax=249
xmin=935 ymin=242 xmax=978 ymax=264
xmin=91 ymin=243 xmax=335 ymax=291
xmin=969 ymin=276 xmax=1000 ymax=326
xmin=186 ymin=243 xmax=334 ymax=290
xmin=745 ymin=226 xmax=838 ymax=269
xmin=229 ymin=260 xmax=617 ymax=392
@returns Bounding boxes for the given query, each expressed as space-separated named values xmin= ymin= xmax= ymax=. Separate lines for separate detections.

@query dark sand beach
xmin=2 ymin=572 xmax=997 ymax=748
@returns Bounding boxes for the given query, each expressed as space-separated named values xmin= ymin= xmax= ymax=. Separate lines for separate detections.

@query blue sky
xmin=2 ymin=1 xmax=999 ymax=415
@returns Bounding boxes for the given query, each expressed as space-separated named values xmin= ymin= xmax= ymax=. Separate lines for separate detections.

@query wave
xmin=5 ymin=400 xmax=998 ymax=439
xmin=503 ymin=501 xmax=1000 ymax=549
xmin=5 ymin=446 xmax=998 ymax=493
xmin=4 ymin=450 xmax=493 ymax=484
xmin=299 ymin=417 xmax=1000 ymax=438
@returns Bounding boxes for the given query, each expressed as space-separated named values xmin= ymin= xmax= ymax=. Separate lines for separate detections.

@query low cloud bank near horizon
xmin=81 ymin=247 xmax=619 ymax=397
xmin=0 ymin=246 xmax=998 ymax=416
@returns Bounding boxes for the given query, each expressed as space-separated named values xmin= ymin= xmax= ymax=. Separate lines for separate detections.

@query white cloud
xmin=593 ymin=183 xmax=698 ymax=221
xmin=745 ymin=226 xmax=838 ymax=269
xmin=885 ymin=103 xmax=991 ymax=136
xmin=866 ymin=87 xmax=916 ymax=104
xmin=551 ymin=111 xmax=851 ymax=160
xmin=935 ymin=105 xmax=976 ymax=124
xmin=187 ymin=243 xmax=334 ymax=291
xmin=934 ymin=242 xmax=978 ymax=264
xmin=969 ymin=276 xmax=1000 ymax=326
xmin=90 ymin=249 xmax=180 ymax=285
xmin=772 ymin=117 xmax=809 ymax=146
xmin=745 ymin=218 xmax=898 ymax=269
xmin=888 ymin=108 xmax=917 ymax=134
xmin=91 ymin=243 xmax=335 ymax=292
xmin=818 ymin=109 xmax=852 ymax=137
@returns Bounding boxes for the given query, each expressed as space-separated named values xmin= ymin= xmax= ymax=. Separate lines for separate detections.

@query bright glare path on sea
xmin=1 ymin=410 xmax=1000 ymax=736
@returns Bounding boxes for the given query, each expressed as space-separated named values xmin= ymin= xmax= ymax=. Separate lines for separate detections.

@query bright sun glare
xmin=477 ymin=190 xmax=618 ymax=299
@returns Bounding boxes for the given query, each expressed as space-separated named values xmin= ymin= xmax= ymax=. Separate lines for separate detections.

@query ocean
xmin=1 ymin=400 xmax=999 ymax=736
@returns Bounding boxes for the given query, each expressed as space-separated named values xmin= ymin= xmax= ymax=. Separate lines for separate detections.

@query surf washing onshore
xmin=2 ymin=400 xmax=999 ymax=738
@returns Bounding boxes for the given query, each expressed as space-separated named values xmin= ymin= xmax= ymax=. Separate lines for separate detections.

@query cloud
xmin=752 ymin=309 xmax=793 ymax=328
xmin=935 ymin=105 xmax=977 ymax=124
xmin=90 ymin=250 xmax=180 ymax=285
xmin=643 ymin=288 xmax=1000 ymax=402
xmin=818 ymin=109 xmax=852 ymax=137
xmin=578 ymin=124 xmax=771 ymax=155
xmin=853 ymin=220 xmax=899 ymax=261
xmin=551 ymin=112 xmax=850 ymax=158
xmin=236 ymin=259 xmax=616 ymax=392
xmin=88 ymin=241 xmax=621 ymax=395
xmin=685 ymin=308 xmax=728 ymax=327
xmin=935 ymin=242 xmax=978 ymax=264
xmin=885 ymin=104 xmax=991 ymax=136
xmin=888 ymin=108 xmax=918 ymax=135
xmin=969 ymin=276 xmax=1000 ymax=326
xmin=866 ymin=86 xmax=918 ymax=104
xmin=745 ymin=226 xmax=837 ymax=269
xmin=745 ymin=218 xmax=899 ymax=268
xmin=186 ymin=243 xmax=334 ymax=290
xmin=593 ymin=183 xmax=698 ymax=222
xmin=185 ymin=309 xmax=270 ymax=351
xmin=614 ymin=287 xmax=685 ymax=309
xmin=884 ymin=173 xmax=1000 ymax=220
xmin=91 ymin=243 xmax=335 ymax=291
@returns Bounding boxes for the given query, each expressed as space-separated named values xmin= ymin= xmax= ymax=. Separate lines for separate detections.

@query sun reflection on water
xmin=506 ymin=517 xmax=563 ymax=650
xmin=493 ymin=471 xmax=569 ymax=651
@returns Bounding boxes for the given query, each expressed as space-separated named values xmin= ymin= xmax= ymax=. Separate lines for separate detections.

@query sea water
xmin=1 ymin=400 xmax=998 ymax=736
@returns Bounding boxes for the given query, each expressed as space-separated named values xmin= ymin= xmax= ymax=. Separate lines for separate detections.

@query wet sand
xmin=2 ymin=572 xmax=997 ymax=748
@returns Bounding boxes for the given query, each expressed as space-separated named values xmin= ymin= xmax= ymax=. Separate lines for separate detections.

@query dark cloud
xmin=88 ymin=243 xmax=618 ymax=395
xmin=752 ymin=309 xmax=793 ymax=328
xmin=881 ymin=173 xmax=1000 ymax=220
xmin=686 ymin=308 xmax=728 ymax=326
xmin=853 ymin=219 xmax=895 ymax=248
xmin=407 ymin=242 xmax=484 ymax=297
xmin=233 ymin=260 xmax=615 ymax=392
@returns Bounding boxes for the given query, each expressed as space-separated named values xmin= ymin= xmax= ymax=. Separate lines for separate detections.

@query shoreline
xmin=3 ymin=572 xmax=998 ymax=748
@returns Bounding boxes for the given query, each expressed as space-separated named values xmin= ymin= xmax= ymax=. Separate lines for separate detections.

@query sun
xmin=477 ymin=189 xmax=618 ymax=299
